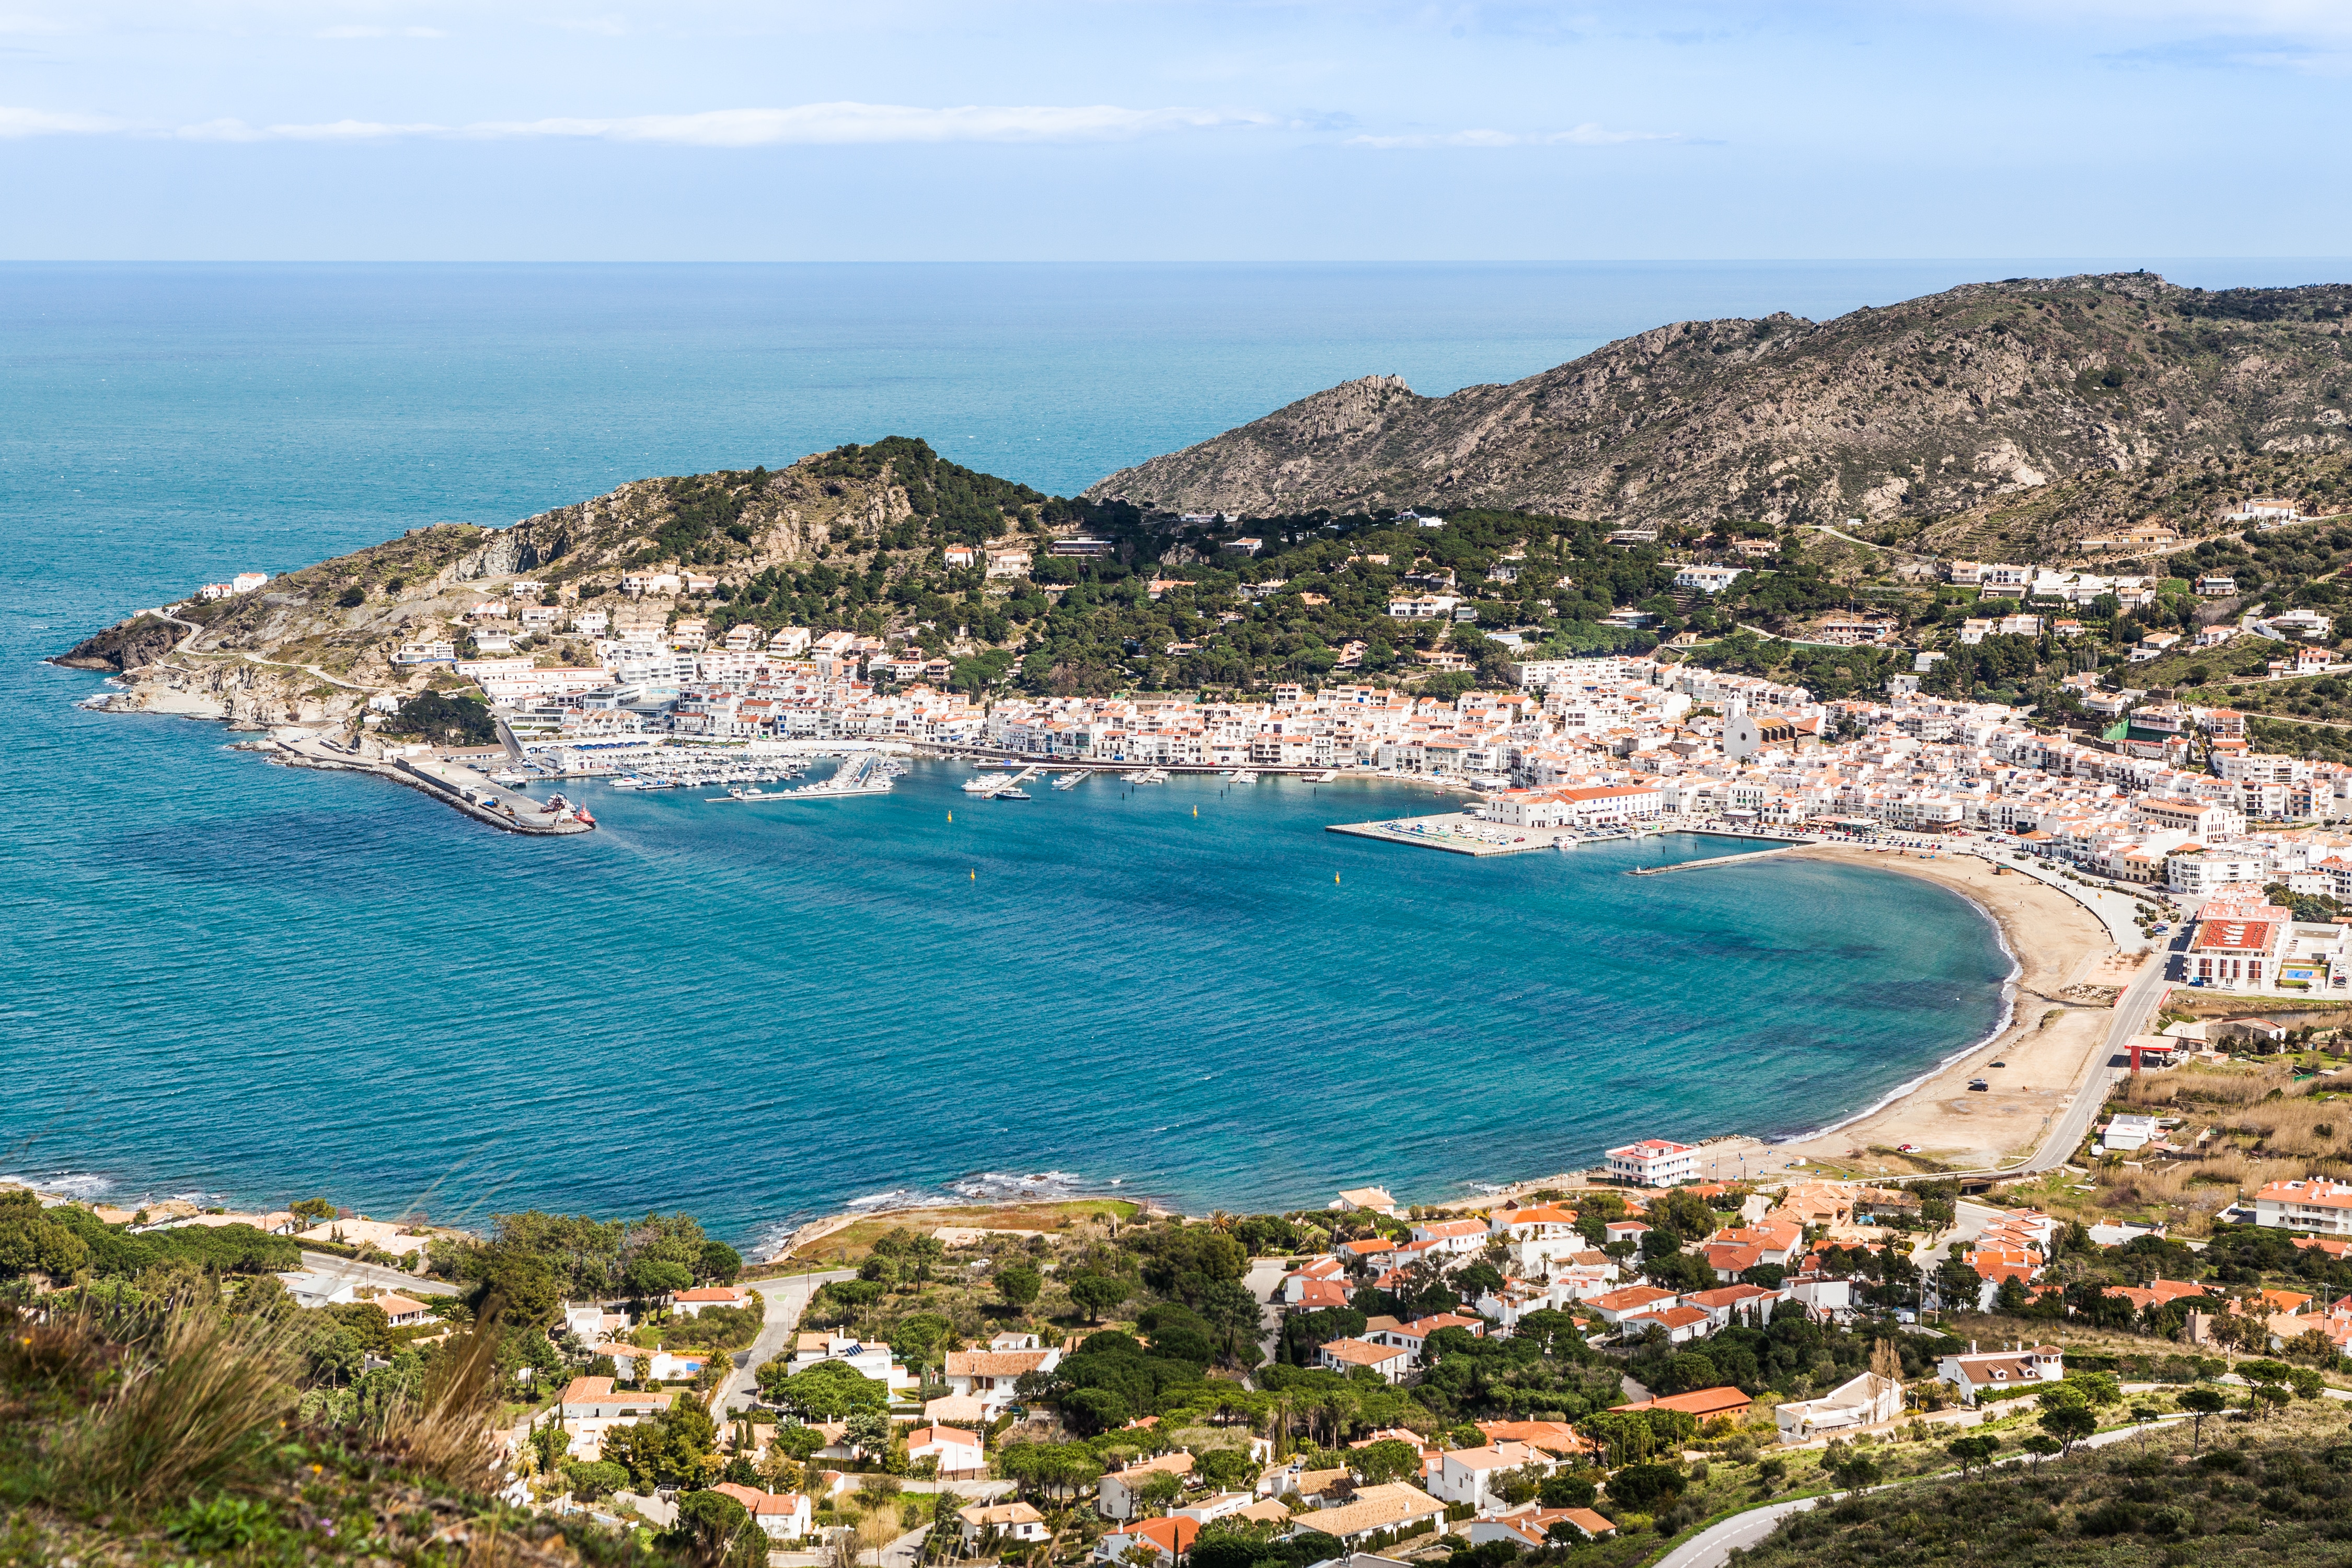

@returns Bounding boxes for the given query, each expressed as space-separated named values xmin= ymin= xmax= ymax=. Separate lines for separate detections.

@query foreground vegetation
xmin=0 ymin=1292 xmax=686 ymax=1568
xmin=1733 ymin=1403 xmax=2352 ymax=1568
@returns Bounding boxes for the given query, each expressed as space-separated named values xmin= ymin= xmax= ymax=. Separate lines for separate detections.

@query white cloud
xmin=269 ymin=118 xmax=449 ymax=139
xmin=10 ymin=98 xmax=1275 ymax=147
xmin=0 ymin=105 xmax=121 ymax=135
xmin=1348 ymin=123 xmax=1679 ymax=148
xmin=316 ymin=25 xmax=447 ymax=39
xmin=466 ymin=102 xmax=1275 ymax=145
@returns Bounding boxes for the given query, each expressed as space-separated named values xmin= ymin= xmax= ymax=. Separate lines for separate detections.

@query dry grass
xmin=375 ymin=1296 xmax=506 ymax=1492
xmin=52 ymin=1300 xmax=297 ymax=1510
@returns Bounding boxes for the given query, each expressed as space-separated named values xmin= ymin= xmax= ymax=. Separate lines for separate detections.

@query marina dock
xmin=1325 ymin=811 xmax=1603 ymax=856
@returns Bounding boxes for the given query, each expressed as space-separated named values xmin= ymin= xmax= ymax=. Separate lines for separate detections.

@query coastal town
xmin=9 ymin=1110 xmax=2352 ymax=1568
xmin=31 ymin=335 xmax=2352 ymax=1565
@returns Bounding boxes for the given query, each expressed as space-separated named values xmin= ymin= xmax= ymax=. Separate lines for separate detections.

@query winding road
xmin=1653 ymin=1417 xmax=2189 ymax=1568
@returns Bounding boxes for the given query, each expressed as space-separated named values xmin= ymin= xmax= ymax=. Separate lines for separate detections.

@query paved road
xmin=1242 ymin=1255 xmax=1290 ymax=1361
xmin=295 ymin=1249 xmax=460 ymax=1297
xmin=1654 ymin=1417 xmax=2185 ymax=1568
xmin=718 ymin=1269 xmax=854 ymax=1413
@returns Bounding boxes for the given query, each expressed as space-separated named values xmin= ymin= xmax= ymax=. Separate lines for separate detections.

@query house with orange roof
xmin=2101 ymin=1277 xmax=2208 ymax=1318
xmin=2255 ymin=1177 xmax=2352 ymax=1238
xmin=1369 ymin=1312 xmax=1485 ymax=1364
xmin=1465 ymin=1505 xmax=1616 ymax=1547
xmin=555 ymin=1376 xmax=675 ymax=1459
xmin=1430 ymin=1440 xmax=1558 ymax=1509
xmin=904 ymin=1424 xmax=985 ymax=1479
xmin=709 ymin=1483 xmax=811 ymax=1540
xmin=1342 ymin=1236 xmax=1400 ymax=1263
xmin=1314 ymin=1337 xmax=1414 ymax=1383
xmin=373 ymin=1293 xmax=432 ymax=1329
xmin=1473 ymin=1420 xmax=1589 ymax=1458
xmin=1588 ymin=1285 xmax=1679 ymax=1325
xmin=1096 ymin=1451 xmax=1197 ymax=1521
xmin=957 ymin=1502 xmax=1047 ymax=1545
xmin=1678 ymin=1283 xmax=1783 ymax=1329
xmin=1706 ymin=1220 xmax=1803 ymax=1266
xmin=1279 ymin=1255 xmax=1347 ymax=1302
xmin=1488 ymin=1205 xmax=1579 ymax=1240
xmin=1621 ymin=1304 xmax=1712 ymax=1344
xmin=1409 ymin=1217 xmax=1491 ymax=1255
xmin=1936 ymin=1342 xmax=2063 ymax=1405
xmin=1612 ymin=1386 xmax=1752 ymax=1422
xmin=671 ymin=1285 xmax=750 ymax=1317
xmin=942 ymin=1343 xmax=1062 ymax=1414
xmin=1092 ymin=1516 xmax=1199 ymax=1565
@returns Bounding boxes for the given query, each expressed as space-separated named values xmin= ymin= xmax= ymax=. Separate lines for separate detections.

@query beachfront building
xmin=1605 ymin=1138 xmax=1699 ymax=1186
xmin=2254 ymin=1178 xmax=2352 ymax=1237
xmin=1335 ymin=1186 xmax=1400 ymax=1216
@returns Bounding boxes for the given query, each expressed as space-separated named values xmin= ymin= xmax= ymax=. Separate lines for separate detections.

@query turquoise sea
xmin=0 ymin=259 xmax=2326 ymax=1243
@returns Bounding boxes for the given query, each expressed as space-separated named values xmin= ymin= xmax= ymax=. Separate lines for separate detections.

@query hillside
xmin=56 ymin=439 xmax=1099 ymax=727
xmin=1734 ymin=1402 xmax=2351 ymax=1568
xmin=1085 ymin=274 xmax=2352 ymax=546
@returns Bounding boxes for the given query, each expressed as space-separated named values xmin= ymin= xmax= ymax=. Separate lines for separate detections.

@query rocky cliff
xmin=1085 ymin=274 xmax=2352 ymax=537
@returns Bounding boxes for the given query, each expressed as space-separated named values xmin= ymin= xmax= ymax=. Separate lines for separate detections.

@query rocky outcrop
xmin=51 ymin=615 xmax=187 ymax=672
xmin=1086 ymin=274 xmax=2352 ymax=531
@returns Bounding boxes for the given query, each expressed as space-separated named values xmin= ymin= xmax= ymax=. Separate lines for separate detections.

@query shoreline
xmin=11 ymin=833 xmax=2123 ymax=1238
xmin=1684 ymin=842 xmax=2128 ymax=1184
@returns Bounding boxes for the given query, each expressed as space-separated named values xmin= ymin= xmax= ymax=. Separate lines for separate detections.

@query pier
xmin=1627 ymin=843 xmax=1807 ymax=875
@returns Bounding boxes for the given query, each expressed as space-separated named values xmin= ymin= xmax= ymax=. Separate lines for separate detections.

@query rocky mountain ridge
xmin=1085 ymin=273 xmax=2352 ymax=540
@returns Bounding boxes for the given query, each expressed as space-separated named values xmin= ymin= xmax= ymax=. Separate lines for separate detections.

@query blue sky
xmin=2 ymin=1 xmax=2346 ymax=260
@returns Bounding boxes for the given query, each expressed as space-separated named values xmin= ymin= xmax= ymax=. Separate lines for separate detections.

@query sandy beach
xmin=1679 ymin=843 xmax=2132 ymax=1184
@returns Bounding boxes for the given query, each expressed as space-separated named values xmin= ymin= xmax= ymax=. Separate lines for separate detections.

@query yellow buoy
xmin=1192 ymin=805 xmax=1198 ymax=817
xmin=948 ymin=810 xmax=952 ymax=822
xmin=970 ymin=869 xmax=975 ymax=881
xmin=1334 ymin=873 xmax=1340 ymax=883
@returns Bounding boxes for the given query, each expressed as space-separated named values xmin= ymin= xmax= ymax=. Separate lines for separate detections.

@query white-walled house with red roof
xmin=671 ymin=1285 xmax=750 ymax=1317
xmin=1409 ymin=1217 xmax=1492 ymax=1255
xmin=1605 ymin=1139 xmax=1699 ymax=1186
xmin=2256 ymin=1178 xmax=2352 ymax=1237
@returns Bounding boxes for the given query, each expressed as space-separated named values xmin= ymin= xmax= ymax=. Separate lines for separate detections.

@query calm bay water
xmin=3 ymin=259 xmax=2318 ymax=1242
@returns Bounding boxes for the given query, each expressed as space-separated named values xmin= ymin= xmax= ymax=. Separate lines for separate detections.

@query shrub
xmin=1610 ymin=1461 xmax=1686 ymax=1511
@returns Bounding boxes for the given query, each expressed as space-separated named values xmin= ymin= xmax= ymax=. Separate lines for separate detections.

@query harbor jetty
xmin=1628 ymin=843 xmax=1806 ymax=876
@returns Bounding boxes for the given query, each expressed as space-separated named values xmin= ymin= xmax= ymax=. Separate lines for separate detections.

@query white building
xmin=1673 ymin=564 xmax=1745 ymax=595
xmin=1773 ymin=1371 xmax=1904 ymax=1442
xmin=1935 ymin=1342 xmax=2063 ymax=1405
xmin=1428 ymin=1442 xmax=1557 ymax=1509
xmin=2253 ymin=1178 xmax=2352 ymax=1237
xmin=940 ymin=1344 xmax=1060 ymax=1413
xmin=1604 ymin=1138 xmax=1698 ymax=1186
